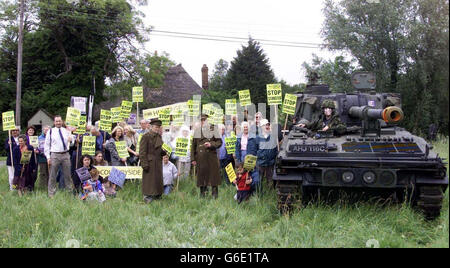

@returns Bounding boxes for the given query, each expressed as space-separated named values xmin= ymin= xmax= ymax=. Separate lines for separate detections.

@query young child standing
xmin=162 ymin=154 xmax=178 ymax=195
xmin=233 ymin=163 xmax=253 ymax=204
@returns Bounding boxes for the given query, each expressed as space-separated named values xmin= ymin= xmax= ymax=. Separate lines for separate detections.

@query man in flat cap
xmin=139 ymin=118 xmax=165 ymax=203
xmin=191 ymin=114 xmax=223 ymax=198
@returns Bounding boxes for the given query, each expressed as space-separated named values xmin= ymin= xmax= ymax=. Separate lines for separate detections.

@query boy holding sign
xmin=231 ymin=163 xmax=252 ymax=204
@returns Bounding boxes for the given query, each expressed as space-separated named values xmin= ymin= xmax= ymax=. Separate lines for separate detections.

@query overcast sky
xmin=139 ymin=0 xmax=339 ymax=86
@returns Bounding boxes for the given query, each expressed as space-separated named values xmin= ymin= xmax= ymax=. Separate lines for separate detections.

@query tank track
xmin=276 ymin=181 xmax=301 ymax=214
xmin=416 ymin=185 xmax=444 ymax=221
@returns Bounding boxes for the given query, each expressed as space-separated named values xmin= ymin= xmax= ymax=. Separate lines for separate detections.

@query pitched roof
xmin=145 ymin=64 xmax=203 ymax=106
xmin=94 ymin=64 xmax=203 ymax=122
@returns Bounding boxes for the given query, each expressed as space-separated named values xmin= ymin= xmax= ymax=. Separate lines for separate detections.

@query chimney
xmin=201 ymin=64 xmax=209 ymax=90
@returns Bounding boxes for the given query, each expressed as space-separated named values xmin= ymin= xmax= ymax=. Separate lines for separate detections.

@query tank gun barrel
xmin=349 ymin=106 xmax=404 ymax=124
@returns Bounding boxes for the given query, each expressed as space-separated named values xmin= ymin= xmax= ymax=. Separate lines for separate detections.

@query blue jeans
xmin=164 ymin=185 xmax=173 ymax=195
xmin=249 ymin=167 xmax=261 ymax=194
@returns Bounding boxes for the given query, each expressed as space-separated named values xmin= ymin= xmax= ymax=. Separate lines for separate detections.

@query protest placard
xmin=225 ymin=162 xmax=237 ymax=183
xmin=225 ymin=99 xmax=237 ymax=115
xmin=188 ymin=99 xmax=201 ymax=116
xmin=283 ymin=93 xmax=297 ymax=115
xmin=66 ymin=107 xmax=81 ymax=127
xmin=100 ymin=110 xmax=112 ymax=132
xmin=82 ymin=136 xmax=96 ymax=156
xmin=172 ymin=110 xmax=184 ymax=126
xmin=75 ymin=167 xmax=92 ymax=182
xmin=20 ymin=151 xmax=32 ymax=164
xmin=111 ymin=107 xmax=122 ymax=123
xmin=115 ymin=141 xmax=129 ymax=159
xmin=211 ymin=107 xmax=223 ymax=125
xmin=162 ymin=143 xmax=173 ymax=155
xmin=243 ymin=154 xmax=257 ymax=171
xmin=108 ymin=167 xmax=126 ymax=188
xmin=202 ymin=103 xmax=215 ymax=117
xmin=71 ymin=97 xmax=87 ymax=115
xmin=29 ymin=136 xmax=39 ymax=148
xmin=132 ymin=86 xmax=143 ymax=103
xmin=239 ymin=89 xmax=252 ymax=107
xmin=158 ymin=108 xmax=171 ymax=127
xmin=38 ymin=139 xmax=45 ymax=152
xmin=95 ymin=166 xmax=143 ymax=180
xmin=266 ymin=84 xmax=282 ymax=105
xmin=127 ymin=113 xmax=136 ymax=125
xmin=175 ymin=137 xmax=189 ymax=157
xmin=225 ymin=136 xmax=237 ymax=154
xmin=121 ymin=100 xmax=133 ymax=119
xmin=74 ymin=115 xmax=87 ymax=135
xmin=136 ymin=134 xmax=143 ymax=153
xmin=2 ymin=111 xmax=15 ymax=131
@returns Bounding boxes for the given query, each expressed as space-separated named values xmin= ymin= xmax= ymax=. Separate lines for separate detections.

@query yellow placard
xmin=136 ymin=134 xmax=143 ymax=154
xmin=162 ymin=143 xmax=172 ymax=155
xmin=225 ymin=136 xmax=237 ymax=154
xmin=158 ymin=109 xmax=171 ymax=127
xmin=29 ymin=136 xmax=39 ymax=148
xmin=115 ymin=141 xmax=129 ymax=159
xmin=74 ymin=115 xmax=87 ymax=135
xmin=211 ymin=107 xmax=223 ymax=125
xmin=82 ymin=136 xmax=96 ymax=156
xmin=143 ymin=107 xmax=161 ymax=120
xmin=100 ymin=110 xmax=112 ymax=132
xmin=225 ymin=162 xmax=237 ymax=183
xmin=188 ymin=99 xmax=201 ymax=116
xmin=239 ymin=89 xmax=252 ymax=107
xmin=111 ymin=107 xmax=122 ymax=123
xmin=121 ymin=100 xmax=133 ymax=119
xmin=225 ymin=99 xmax=237 ymax=115
xmin=243 ymin=154 xmax=257 ymax=171
xmin=2 ymin=111 xmax=15 ymax=131
xmin=20 ymin=150 xmax=32 ymax=164
xmin=175 ymin=137 xmax=189 ymax=157
xmin=132 ymin=87 xmax=143 ymax=103
xmin=172 ymin=110 xmax=185 ymax=127
xmin=66 ymin=107 xmax=81 ymax=127
xmin=266 ymin=84 xmax=282 ymax=105
xmin=95 ymin=166 xmax=143 ymax=180
xmin=283 ymin=93 xmax=297 ymax=115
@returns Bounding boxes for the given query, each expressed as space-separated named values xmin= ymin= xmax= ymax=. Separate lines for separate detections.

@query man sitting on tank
xmin=296 ymin=99 xmax=346 ymax=136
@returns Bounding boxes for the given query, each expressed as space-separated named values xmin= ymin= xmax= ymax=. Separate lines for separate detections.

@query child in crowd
xmin=233 ymin=163 xmax=252 ymax=204
xmin=80 ymin=169 xmax=106 ymax=203
xmin=162 ymin=154 xmax=178 ymax=195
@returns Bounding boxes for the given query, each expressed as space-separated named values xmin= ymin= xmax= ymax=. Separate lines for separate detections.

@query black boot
xmin=200 ymin=186 xmax=207 ymax=198
xmin=212 ymin=186 xmax=218 ymax=199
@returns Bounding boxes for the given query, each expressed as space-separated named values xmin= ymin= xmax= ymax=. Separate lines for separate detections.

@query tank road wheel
xmin=277 ymin=181 xmax=301 ymax=214
xmin=416 ymin=185 xmax=444 ymax=221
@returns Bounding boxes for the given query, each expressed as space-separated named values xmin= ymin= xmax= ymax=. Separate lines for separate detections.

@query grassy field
xmin=0 ymin=138 xmax=448 ymax=248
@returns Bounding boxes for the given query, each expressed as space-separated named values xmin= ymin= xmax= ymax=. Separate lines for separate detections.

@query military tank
xmin=275 ymin=72 xmax=448 ymax=220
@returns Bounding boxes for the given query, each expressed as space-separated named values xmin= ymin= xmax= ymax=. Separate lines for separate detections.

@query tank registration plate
xmin=289 ymin=144 xmax=327 ymax=153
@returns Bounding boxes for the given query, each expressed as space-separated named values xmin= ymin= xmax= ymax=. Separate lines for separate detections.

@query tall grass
xmin=0 ymin=137 xmax=448 ymax=248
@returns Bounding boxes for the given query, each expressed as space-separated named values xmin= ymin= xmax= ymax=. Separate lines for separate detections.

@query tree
xmin=226 ymin=38 xmax=276 ymax=106
xmin=209 ymin=59 xmax=229 ymax=91
xmin=301 ymin=54 xmax=356 ymax=92
xmin=321 ymin=0 xmax=449 ymax=135
xmin=0 ymin=0 xmax=150 ymax=126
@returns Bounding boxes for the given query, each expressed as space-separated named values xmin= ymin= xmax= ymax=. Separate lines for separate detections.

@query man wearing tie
xmin=44 ymin=115 xmax=75 ymax=197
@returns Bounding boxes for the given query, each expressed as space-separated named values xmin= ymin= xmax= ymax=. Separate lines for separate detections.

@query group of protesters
xmin=4 ymin=110 xmax=281 ymax=204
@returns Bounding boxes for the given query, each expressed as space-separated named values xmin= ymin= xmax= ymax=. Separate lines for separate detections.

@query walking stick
xmin=9 ymin=130 xmax=14 ymax=172
xmin=75 ymin=134 xmax=80 ymax=170
xmin=283 ymin=114 xmax=289 ymax=138
xmin=176 ymin=161 xmax=180 ymax=192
